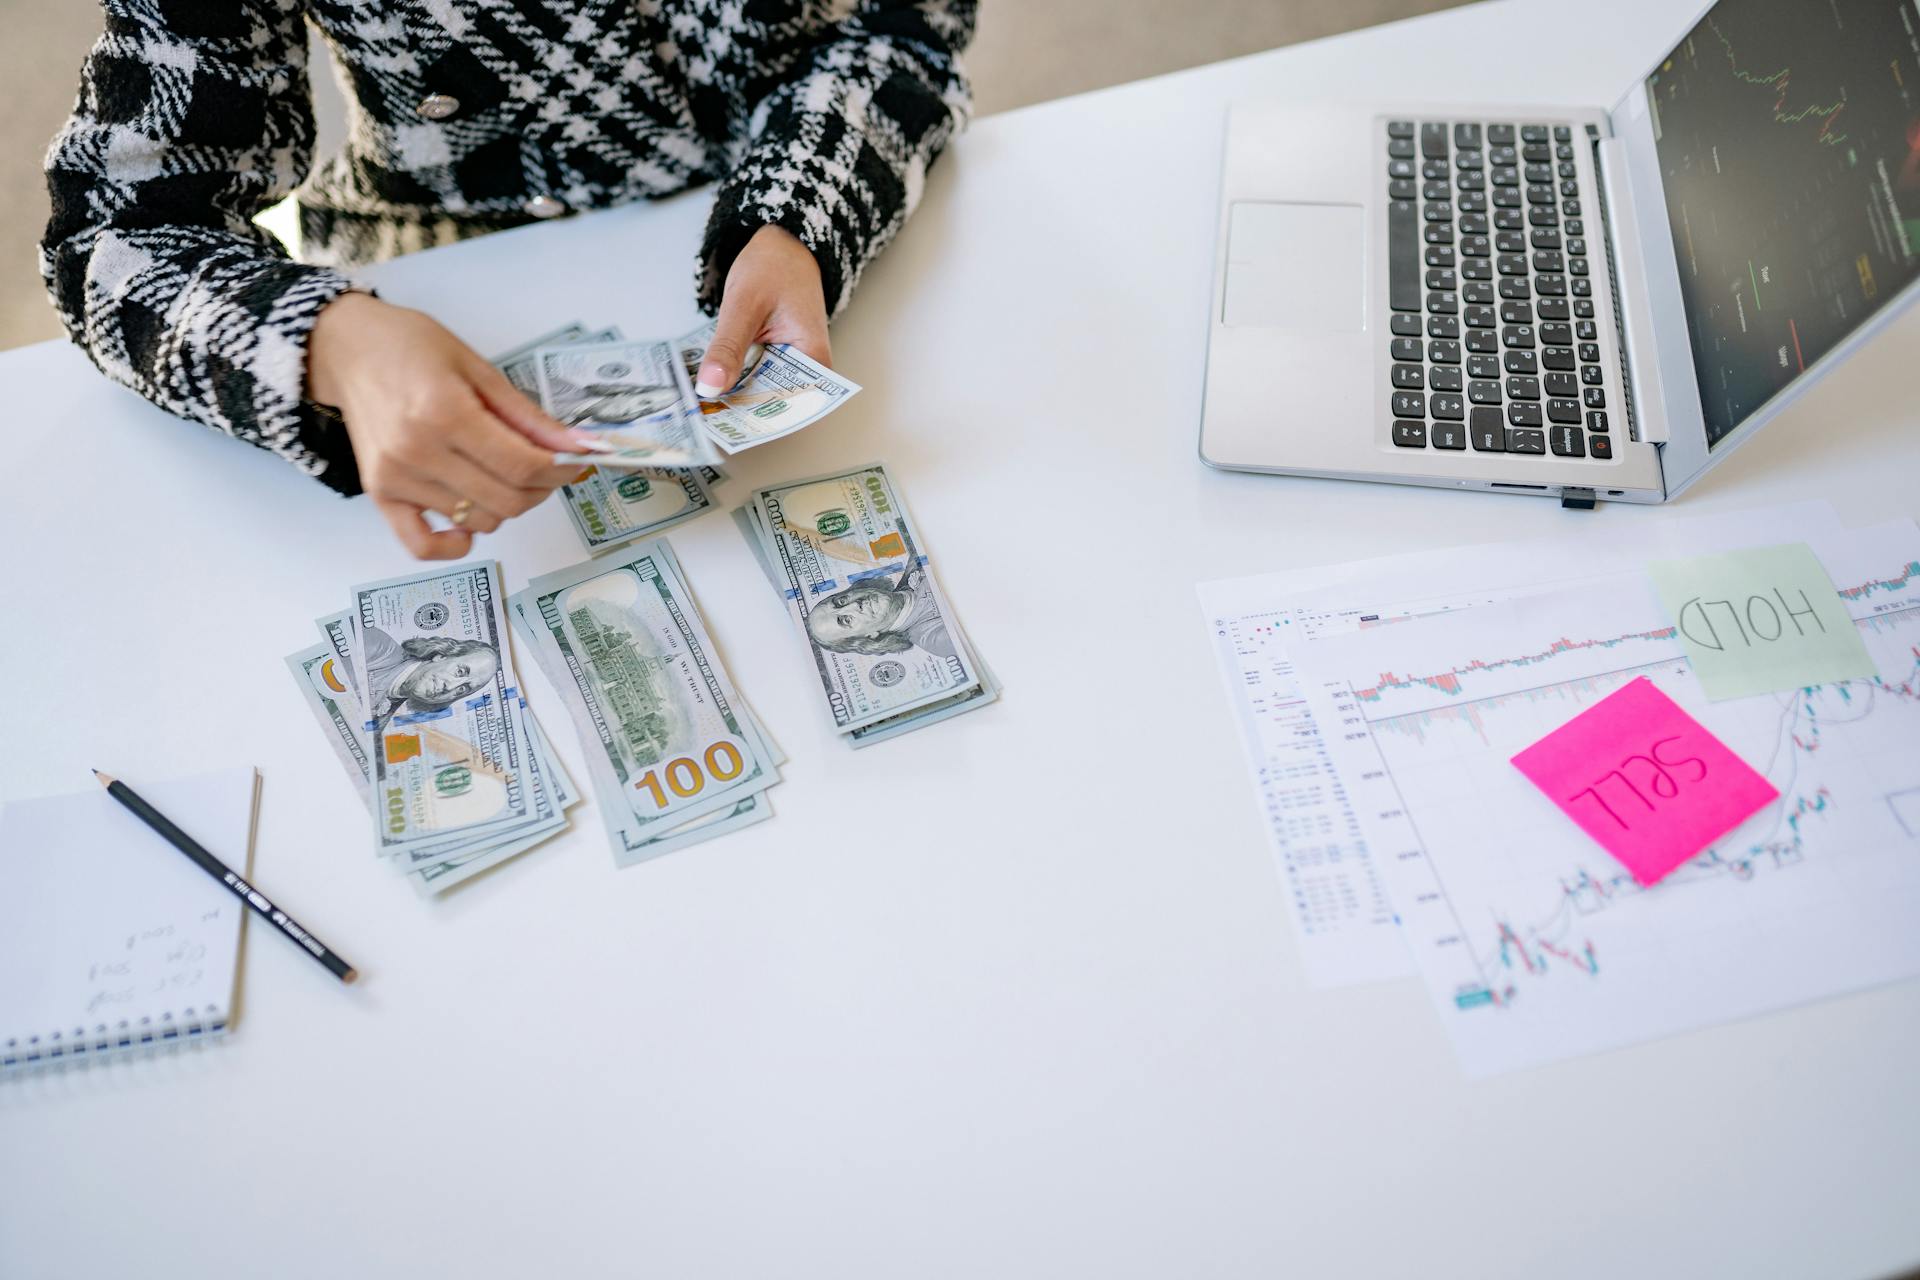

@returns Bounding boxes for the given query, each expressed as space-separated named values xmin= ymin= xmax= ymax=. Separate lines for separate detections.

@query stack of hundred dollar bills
xmin=735 ymin=463 xmax=999 ymax=747
xmin=285 ymin=562 xmax=577 ymax=896
xmin=507 ymin=541 xmax=785 ymax=867
xmin=493 ymin=321 xmax=861 ymax=555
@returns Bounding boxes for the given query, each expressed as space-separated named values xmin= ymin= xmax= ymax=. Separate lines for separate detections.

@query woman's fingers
xmin=386 ymin=469 xmax=506 ymax=534
xmin=375 ymin=497 xmax=475 ymax=560
xmin=416 ymin=449 xmax=543 ymax=525
xmin=466 ymin=356 xmax=605 ymax=454
xmin=452 ymin=414 xmax=583 ymax=496
xmin=698 ymin=288 xmax=768 ymax=398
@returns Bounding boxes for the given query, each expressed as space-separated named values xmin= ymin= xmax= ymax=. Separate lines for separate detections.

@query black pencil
xmin=93 ymin=769 xmax=359 ymax=985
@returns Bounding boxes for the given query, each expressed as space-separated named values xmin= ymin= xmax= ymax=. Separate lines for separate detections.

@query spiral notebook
xmin=0 ymin=768 xmax=258 ymax=1073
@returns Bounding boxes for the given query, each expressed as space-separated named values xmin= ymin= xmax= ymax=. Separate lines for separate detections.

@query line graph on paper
xmin=1288 ymin=523 xmax=1920 ymax=1075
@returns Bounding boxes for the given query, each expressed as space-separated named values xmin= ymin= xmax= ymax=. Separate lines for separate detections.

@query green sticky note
xmin=1647 ymin=542 xmax=1877 ymax=700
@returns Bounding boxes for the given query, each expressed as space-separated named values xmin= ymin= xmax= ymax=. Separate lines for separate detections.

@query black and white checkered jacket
xmin=41 ymin=0 xmax=975 ymax=494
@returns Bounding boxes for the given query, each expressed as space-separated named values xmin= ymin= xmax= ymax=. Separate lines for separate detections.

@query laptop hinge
xmin=1595 ymin=136 xmax=1670 ymax=445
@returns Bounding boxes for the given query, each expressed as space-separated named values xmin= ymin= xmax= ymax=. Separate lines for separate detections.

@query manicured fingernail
xmin=695 ymin=366 xmax=727 ymax=399
xmin=567 ymin=432 xmax=614 ymax=452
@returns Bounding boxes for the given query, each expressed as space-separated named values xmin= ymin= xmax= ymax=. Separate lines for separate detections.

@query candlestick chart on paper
xmin=1288 ymin=522 xmax=1920 ymax=1076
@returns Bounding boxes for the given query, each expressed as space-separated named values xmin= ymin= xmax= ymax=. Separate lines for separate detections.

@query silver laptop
xmin=1200 ymin=0 xmax=1920 ymax=507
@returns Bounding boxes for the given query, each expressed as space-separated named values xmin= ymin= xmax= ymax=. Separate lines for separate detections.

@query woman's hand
xmin=696 ymin=225 xmax=833 ymax=396
xmin=307 ymin=293 xmax=595 ymax=559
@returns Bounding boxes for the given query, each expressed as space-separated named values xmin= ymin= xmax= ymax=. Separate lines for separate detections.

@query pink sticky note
xmin=1510 ymin=677 xmax=1779 ymax=886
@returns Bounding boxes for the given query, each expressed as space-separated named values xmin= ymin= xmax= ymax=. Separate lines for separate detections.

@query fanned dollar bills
xmin=736 ymin=463 xmax=998 ymax=745
xmin=495 ymin=324 xmax=728 ymax=556
xmin=508 ymin=539 xmax=783 ymax=866
xmin=284 ymin=562 xmax=577 ymax=896
xmin=491 ymin=315 xmax=858 ymax=507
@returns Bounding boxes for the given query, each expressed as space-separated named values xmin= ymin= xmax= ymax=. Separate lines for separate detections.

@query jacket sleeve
xmin=41 ymin=0 xmax=365 ymax=494
xmin=697 ymin=0 xmax=976 ymax=317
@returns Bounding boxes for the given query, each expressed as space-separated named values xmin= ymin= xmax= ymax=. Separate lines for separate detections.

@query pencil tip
xmin=91 ymin=768 xmax=112 ymax=787
xmin=342 ymin=968 xmax=360 ymax=985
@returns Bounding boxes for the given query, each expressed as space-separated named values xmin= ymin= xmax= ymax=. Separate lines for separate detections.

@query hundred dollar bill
xmin=675 ymin=320 xmax=861 ymax=453
xmin=286 ymin=644 xmax=566 ymax=893
xmin=534 ymin=338 xmax=717 ymax=469
xmin=515 ymin=543 xmax=778 ymax=842
xmin=348 ymin=562 xmax=540 ymax=856
xmin=508 ymin=593 xmax=778 ymax=867
xmin=317 ymin=608 xmax=568 ymax=862
xmin=555 ymin=465 xmax=715 ymax=555
xmin=746 ymin=464 xmax=982 ymax=733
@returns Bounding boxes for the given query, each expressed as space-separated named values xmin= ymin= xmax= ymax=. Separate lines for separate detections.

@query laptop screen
xmin=1646 ymin=0 xmax=1920 ymax=447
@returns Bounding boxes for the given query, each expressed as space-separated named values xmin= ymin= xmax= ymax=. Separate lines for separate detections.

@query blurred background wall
xmin=0 ymin=0 xmax=1472 ymax=350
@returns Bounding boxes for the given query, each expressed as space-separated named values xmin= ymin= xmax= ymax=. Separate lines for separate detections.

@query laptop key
xmin=1462 ymin=281 xmax=1495 ymax=304
xmin=1392 ymin=420 xmax=1428 ymax=448
xmin=1456 ymin=149 xmax=1484 ymax=170
xmin=1506 ymin=375 xmax=1542 ymax=400
xmin=1460 ymin=213 xmax=1489 ymax=234
xmin=1496 ymin=253 xmax=1527 ymax=275
xmin=1539 ymin=321 xmax=1572 ymax=345
xmin=1521 ymin=124 xmax=1549 ymax=142
xmin=1390 ymin=313 xmax=1421 ymax=336
xmin=1537 ymin=275 xmax=1567 ymax=296
xmin=1389 ymin=158 xmax=1416 ymax=179
xmin=1586 ymin=410 xmax=1609 ymax=433
xmin=1507 ymin=403 xmax=1543 ymax=427
xmin=1487 ymin=124 xmax=1516 ymax=145
xmin=1493 ymin=188 xmax=1522 ymax=208
xmin=1457 ymin=191 xmax=1488 ymax=212
xmin=1428 ymin=340 xmax=1462 ymax=364
xmin=1392 ymin=364 xmax=1424 ymax=389
xmin=1427 ymin=291 xmax=1458 ymax=314
xmin=1423 ymin=202 xmax=1453 ymax=223
xmin=1431 ymin=394 xmax=1465 ymax=421
xmin=1467 ymin=353 xmax=1500 ymax=378
xmin=1569 ymin=258 xmax=1589 ymax=276
xmin=1503 ymin=351 xmax=1538 ymax=375
xmin=1501 ymin=300 xmax=1534 ymax=324
xmin=1498 ymin=278 xmax=1531 ymax=300
xmin=1468 ymin=380 xmax=1502 ymax=404
xmin=1571 ymin=277 xmax=1592 ymax=297
xmin=1423 ymin=180 xmax=1451 ymax=200
xmin=1425 ymin=224 xmax=1455 ymax=245
xmin=1506 ymin=427 xmax=1547 ymax=453
xmin=1465 ymin=329 xmax=1497 ymax=353
xmin=1429 ymin=366 xmax=1463 ymax=391
xmin=1550 ymin=425 xmax=1586 ymax=457
xmin=1528 ymin=206 xmax=1558 ymax=226
xmin=1523 ymin=142 xmax=1552 ymax=163
xmin=1553 ymin=125 xmax=1572 ymax=141
xmin=1426 ymin=268 xmax=1458 ymax=290
xmin=1427 ymin=315 xmax=1460 ymax=338
xmin=1470 ymin=408 xmax=1505 ymax=450
xmin=1389 ymin=138 xmax=1416 ymax=158
xmin=1583 ymin=386 xmax=1607 ymax=408
xmin=1546 ymin=398 xmax=1581 ymax=423
xmin=1541 ymin=346 xmax=1575 ymax=370
xmin=1580 ymin=364 xmax=1604 ymax=386
xmin=1464 ymin=304 xmax=1496 ymax=328
xmin=1425 ymin=246 xmax=1457 ymax=268
xmin=1456 ymin=169 xmax=1487 ymax=192
xmin=1538 ymin=298 xmax=1571 ymax=321
xmin=1502 ymin=324 xmax=1536 ymax=348
xmin=1525 ymin=163 xmax=1553 ymax=184
xmin=1389 ymin=200 xmax=1420 ymax=311
xmin=1489 ymin=144 xmax=1518 ymax=165
xmin=1392 ymin=392 xmax=1425 ymax=418
xmin=1423 ymin=158 xmax=1450 ymax=179
xmin=1454 ymin=122 xmax=1482 ymax=148
xmin=1590 ymin=433 xmax=1614 ymax=460
xmin=1575 ymin=320 xmax=1596 ymax=340
xmin=1461 ymin=259 xmax=1492 ymax=280
xmin=1387 ymin=120 xmax=1416 ymax=138
xmin=1578 ymin=342 xmax=1599 ymax=362
xmin=1390 ymin=179 xmax=1417 ymax=199
xmin=1532 ymin=228 xmax=1562 ymax=249
xmin=1544 ymin=372 xmax=1578 ymax=398
xmin=1422 ymin=122 xmax=1449 ymax=158
xmin=1390 ymin=337 xmax=1422 ymax=361
xmin=1431 ymin=421 xmax=1467 ymax=450
xmin=1574 ymin=299 xmax=1596 ymax=318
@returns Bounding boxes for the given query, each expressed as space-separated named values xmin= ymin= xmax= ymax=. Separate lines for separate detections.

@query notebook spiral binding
xmin=1 ymin=1005 xmax=228 ymax=1074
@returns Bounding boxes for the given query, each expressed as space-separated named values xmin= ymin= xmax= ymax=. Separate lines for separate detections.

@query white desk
xmin=4 ymin=2 xmax=1917 ymax=1275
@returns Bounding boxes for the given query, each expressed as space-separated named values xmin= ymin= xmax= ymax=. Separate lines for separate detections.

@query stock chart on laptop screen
xmin=1648 ymin=0 xmax=1920 ymax=445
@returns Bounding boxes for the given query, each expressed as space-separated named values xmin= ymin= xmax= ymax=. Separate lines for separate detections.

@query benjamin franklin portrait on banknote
xmin=362 ymin=628 xmax=502 ymax=730
xmin=804 ymin=563 xmax=957 ymax=660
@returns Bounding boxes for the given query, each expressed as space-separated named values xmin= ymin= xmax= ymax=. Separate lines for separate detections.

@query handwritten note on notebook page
xmin=0 ymin=767 xmax=257 ymax=1071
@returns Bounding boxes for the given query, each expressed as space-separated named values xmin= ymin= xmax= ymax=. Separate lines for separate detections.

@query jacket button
xmin=416 ymin=93 xmax=461 ymax=120
xmin=524 ymin=195 xmax=566 ymax=218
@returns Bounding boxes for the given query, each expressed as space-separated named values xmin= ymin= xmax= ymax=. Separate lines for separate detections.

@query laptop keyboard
xmin=1386 ymin=120 xmax=1615 ymax=462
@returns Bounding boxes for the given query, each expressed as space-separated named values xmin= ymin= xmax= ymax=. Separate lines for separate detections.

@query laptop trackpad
xmin=1222 ymin=201 xmax=1365 ymax=330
